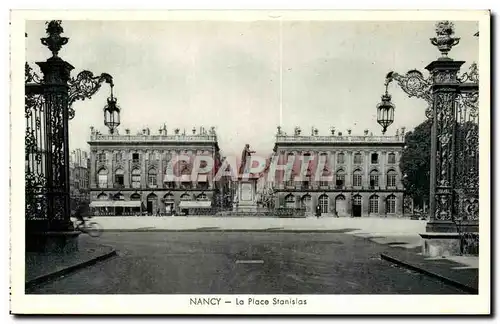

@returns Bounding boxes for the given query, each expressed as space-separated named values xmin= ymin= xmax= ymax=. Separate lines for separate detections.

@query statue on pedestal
xmin=239 ymin=143 xmax=256 ymax=175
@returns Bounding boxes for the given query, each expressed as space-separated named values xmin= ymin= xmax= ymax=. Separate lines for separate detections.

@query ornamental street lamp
xmin=379 ymin=21 xmax=479 ymax=254
xmin=376 ymin=81 xmax=395 ymax=134
xmin=103 ymin=82 xmax=121 ymax=134
xmin=25 ymin=20 xmax=117 ymax=250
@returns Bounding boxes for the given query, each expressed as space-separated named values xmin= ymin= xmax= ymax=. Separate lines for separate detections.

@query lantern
xmin=103 ymin=84 xmax=121 ymax=134
xmin=376 ymin=92 xmax=395 ymax=135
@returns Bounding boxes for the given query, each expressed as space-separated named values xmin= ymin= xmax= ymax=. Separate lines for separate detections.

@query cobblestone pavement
xmin=28 ymin=232 xmax=466 ymax=294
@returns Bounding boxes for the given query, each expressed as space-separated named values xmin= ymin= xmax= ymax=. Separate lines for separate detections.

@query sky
xmin=25 ymin=19 xmax=479 ymax=158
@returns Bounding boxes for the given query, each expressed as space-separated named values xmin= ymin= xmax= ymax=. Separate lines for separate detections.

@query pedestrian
xmin=315 ymin=204 xmax=321 ymax=218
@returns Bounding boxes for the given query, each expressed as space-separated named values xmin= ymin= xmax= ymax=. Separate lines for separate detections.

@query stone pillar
xmin=381 ymin=151 xmax=387 ymax=189
xmin=141 ymin=149 xmax=147 ymax=188
xmin=90 ymin=149 xmax=97 ymax=188
xmin=363 ymin=151 xmax=369 ymax=188
xmin=345 ymin=151 xmax=352 ymax=187
xmin=106 ymin=150 xmax=113 ymax=188
xmin=124 ymin=150 xmax=130 ymax=188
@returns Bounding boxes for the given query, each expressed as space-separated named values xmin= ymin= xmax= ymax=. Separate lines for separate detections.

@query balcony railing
xmin=276 ymin=135 xmax=405 ymax=144
xmin=90 ymin=133 xmax=218 ymax=143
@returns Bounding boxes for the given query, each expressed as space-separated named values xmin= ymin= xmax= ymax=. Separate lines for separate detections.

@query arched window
xmin=97 ymin=168 xmax=108 ymax=188
xmin=336 ymin=169 xmax=345 ymax=188
xmin=130 ymin=193 xmax=141 ymax=201
xmin=180 ymin=193 xmax=191 ymax=201
xmin=387 ymin=170 xmax=397 ymax=188
xmin=353 ymin=152 xmax=363 ymax=164
xmin=301 ymin=194 xmax=312 ymax=212
xmin=320 ymin=167 xmax=330 ymax=187
xmin=131 ymin=168 xmax=141 ymax=189
xmin=163 ymin=193 xmax=174 ymax=201
xmin=337 ymin=152 xmax=345 ymax=164
xmin=114 ymin=193 xmax=125 ymax=201
xmin=369 ymin=195 xmax=379 ymax=213
xmin=388 ymin=152 xmax=396 ymax=164
xmin=318 ymin=194 xmax=329 ymax=214
xmin=97 ymin=193 xmax=108 ymax=200
xmin=387 ymin=195 xmax=397 ymax=214
xmin=148 ymin=168 xmax=157 ymax=188
xmin=114 ymin=169 xmax=124 ymax=188
xmin=369 ymin=170 xmax=379 ymax=188
xmin=197 ymin=193 xmax=208 ymax=201
xmin=353 ymin=169 xmax=362 ymax=187
xmin=285 ymin=194 xmax=295 ymax=209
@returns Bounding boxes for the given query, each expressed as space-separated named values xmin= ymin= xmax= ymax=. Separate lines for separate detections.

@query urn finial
xmin=40 ymin=20 xmax=69 ymax=59
xmin=430 ymin=21 xmax=460 ymax=59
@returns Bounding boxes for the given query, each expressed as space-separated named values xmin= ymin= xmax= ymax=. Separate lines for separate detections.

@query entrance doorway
xmin=147 ymin=193 xmax=158 ymax=215
xmin=335 ymin=195 xmax=346 ymax=216
xmin=352 ymin=195 xmax=362 ymax=217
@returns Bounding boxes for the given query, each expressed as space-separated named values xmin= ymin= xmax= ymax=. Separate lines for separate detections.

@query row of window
xmin=97 ymin=192 xmax=209 ymax=201
xmin=97 ymin=168 xmax=210 ymax=189
xmin=285 ymin=152 xmax=397 ymax=165
xmin=285 ymin=194 xmax=397 ymax=214
xmin=97 ymin=152 xmax=212 ymax=163
xmin=96 ymin=152 xmax=398 ymax=165
xmin=284 ymin=170 xmax=398 ymax=188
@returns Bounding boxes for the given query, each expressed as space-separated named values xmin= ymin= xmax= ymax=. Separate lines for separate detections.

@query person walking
xmin=315 ymin=204 xmax=321 ymax=218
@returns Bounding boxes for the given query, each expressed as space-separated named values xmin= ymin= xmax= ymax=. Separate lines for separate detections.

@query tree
xmin=400 ymin=119 xmax=432 ymax=209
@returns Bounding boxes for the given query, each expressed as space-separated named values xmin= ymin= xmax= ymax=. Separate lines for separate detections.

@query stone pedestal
xmin=233 ymin=177 xmax=258 ymax=213
xmin=420 ymin=232 xmax=461 ymax=257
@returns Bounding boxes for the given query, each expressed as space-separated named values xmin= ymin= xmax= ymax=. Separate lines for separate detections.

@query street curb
xmin=25 ymin=249 xmax=118 ymax=290
xmin=99 ymin=228 xmax=358 ymax=233
xmin=380 ymin=253 xmax=478 ymax=294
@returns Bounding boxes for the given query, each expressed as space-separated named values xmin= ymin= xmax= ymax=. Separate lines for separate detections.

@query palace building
xmin=267 ymin=127 xmax=406 ymax=217
xmin=87 ymin=125 xmax=226 ymax=216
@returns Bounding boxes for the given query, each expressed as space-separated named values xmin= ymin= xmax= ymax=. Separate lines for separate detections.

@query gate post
xmin=424 ymin=58 xmax=464 ymax=233
xmin=36 ymin=58 xmax=75 ymax=231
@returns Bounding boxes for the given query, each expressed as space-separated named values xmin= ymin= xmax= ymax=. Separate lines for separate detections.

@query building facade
xmin=69 ymin=149 xmax=90 ymax=212
xmin=87 ymin=125 xmax=225 ymax=216
xmin=268 ymin=127 xmax=406 ymax=217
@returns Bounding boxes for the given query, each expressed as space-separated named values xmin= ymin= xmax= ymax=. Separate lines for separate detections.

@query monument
xmin=233 ymin=144 xmax=259 ymax=213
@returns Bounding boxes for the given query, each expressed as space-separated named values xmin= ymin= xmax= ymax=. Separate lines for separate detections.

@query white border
xmin=10 ymin=9 xmax=491 ymax=315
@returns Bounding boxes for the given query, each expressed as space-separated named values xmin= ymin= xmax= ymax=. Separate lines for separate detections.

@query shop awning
xmin=113 ymin=200 xmax=142 ymax=207
xmin=178 ymin=201 xmax=212 ymax=209
xmin=89 ymin=200 xmax=142 ymax=208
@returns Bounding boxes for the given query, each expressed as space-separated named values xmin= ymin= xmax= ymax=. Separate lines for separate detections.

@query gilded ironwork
xmin=26 ymin=20 xmax=115 ymax=234
xmin=68 ymin=70 xmax=113 ymax=120
xmin=385 ymin=70 xmax=433 ymax=119
xmin=381 ymin=21 xmax=479 ymax=255
xmin=25 ymin=63 xmax=41 ymax=84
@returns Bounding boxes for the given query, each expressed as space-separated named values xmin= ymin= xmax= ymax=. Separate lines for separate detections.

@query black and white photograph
xmin=10 ymin=9 xmax=490 ymax=315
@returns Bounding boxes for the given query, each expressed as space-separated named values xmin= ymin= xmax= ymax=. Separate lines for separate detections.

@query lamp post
xmin=25 ymin=21 xmax=117 ymax=250
xmin=377 ymin=21 xmax=479 ymax=253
